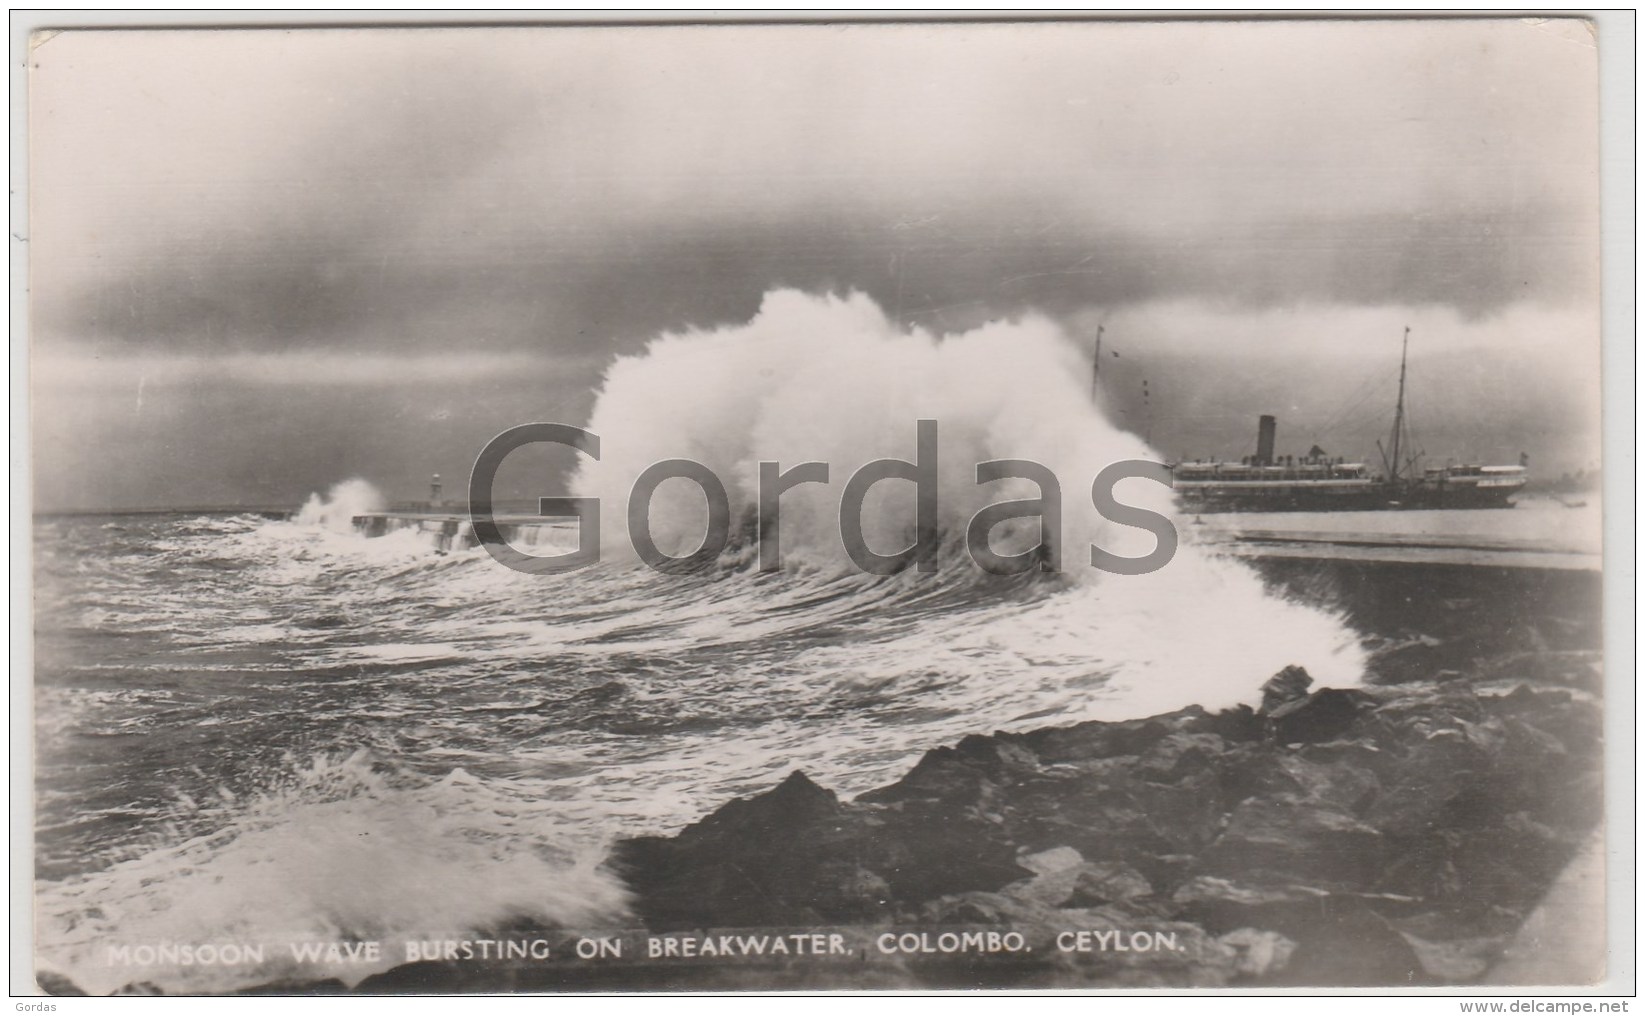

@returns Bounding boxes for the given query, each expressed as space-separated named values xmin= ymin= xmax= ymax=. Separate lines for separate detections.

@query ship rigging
xmin=1092 ymin=328 xmax=1528 ymax=513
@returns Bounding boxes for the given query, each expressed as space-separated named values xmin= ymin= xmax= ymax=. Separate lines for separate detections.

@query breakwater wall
xmin=349 ymin=511 xmax=1602 ymax=572
xmin=350 ymin=512 xmax=556 ymax=553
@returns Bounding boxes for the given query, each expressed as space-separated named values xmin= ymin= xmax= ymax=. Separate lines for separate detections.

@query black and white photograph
xmin=18 ymin=15 xmax=1624 ymax=997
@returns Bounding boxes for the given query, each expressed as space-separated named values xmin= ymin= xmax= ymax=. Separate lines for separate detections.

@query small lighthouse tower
xmin=429 ymin=473 xmax=443 ymax=509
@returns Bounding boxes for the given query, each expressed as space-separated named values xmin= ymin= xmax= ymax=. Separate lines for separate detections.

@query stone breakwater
xmin=606 ymin=660 xmax=1602 ymax=989
xmin=57 ymin=658 xmax=1602 ymax=995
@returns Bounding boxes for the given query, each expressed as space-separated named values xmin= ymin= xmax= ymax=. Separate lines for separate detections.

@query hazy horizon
xmin=27 ymin=20 xmax=1602 ymax=512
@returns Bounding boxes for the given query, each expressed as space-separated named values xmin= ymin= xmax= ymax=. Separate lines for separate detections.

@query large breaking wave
xmin=33 ymin=290 xmax=1365 ymax=993
xmin=575 ymin=289 xmax=1169 ymax=568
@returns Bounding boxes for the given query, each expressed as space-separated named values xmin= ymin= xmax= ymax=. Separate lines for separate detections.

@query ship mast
xmin=1388 ymin=326 xmax=1410 ymax=482
xmin=1090 ymin=325 xmax=1104 ymax=403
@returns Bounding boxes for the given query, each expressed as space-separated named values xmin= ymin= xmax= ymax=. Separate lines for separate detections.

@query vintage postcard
xmin=20 ymin=16 xmax=1620 ymax=997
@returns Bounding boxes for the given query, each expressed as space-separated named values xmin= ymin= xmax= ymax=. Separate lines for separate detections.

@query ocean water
xmin=31 ymin=292 xmax=1373 ymax=993
xmin=32 ymin=507 xmax=1371 ymax=993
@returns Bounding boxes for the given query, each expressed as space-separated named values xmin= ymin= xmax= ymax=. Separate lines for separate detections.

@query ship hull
xmin=1174 ymin=482 xmax=1522 ymax=513
xmin=1399 ymin=484 xmax=1524 ymax=510
xmin=1174 ymin=485 xmax=1398 ymax=514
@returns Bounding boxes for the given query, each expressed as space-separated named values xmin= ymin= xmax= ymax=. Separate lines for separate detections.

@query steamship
xmin=1157 ymin=328 xmax=1528 ymax=513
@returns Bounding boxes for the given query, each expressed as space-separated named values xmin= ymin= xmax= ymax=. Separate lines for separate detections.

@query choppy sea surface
xmin=34 ymin=501 xmax=1369 ymax=993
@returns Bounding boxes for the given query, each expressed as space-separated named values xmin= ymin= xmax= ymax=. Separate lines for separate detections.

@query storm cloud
xmin=27 ymin=19 xmax=1602 ymax=509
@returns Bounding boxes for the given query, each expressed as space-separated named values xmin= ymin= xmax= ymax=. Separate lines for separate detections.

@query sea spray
xmin=33 ymin=299 xmax=1368 ymax=993
xmin=34 ymin=751 xmax=628 ymax=994
xmin=573 ymin=289 xmax=1169 ymax=571
xmin=570 ymin=287 xmax=1364 ymax=697
xmin=295 ymin=478 xmax=386 ymax=533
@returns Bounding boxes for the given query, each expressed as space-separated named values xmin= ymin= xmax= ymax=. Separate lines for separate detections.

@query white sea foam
xmin=294 ymin=479 xmax=386 ymax=533
xmin=575 ymin=289 xmax=1170 ymax=568
xmin=34 ymin=291 xmax=1371 ymax=994
xmin=568 ymin=287 xmax=1363 ymax=703
xmin=34 ymin=752 xmax=627 ymax=994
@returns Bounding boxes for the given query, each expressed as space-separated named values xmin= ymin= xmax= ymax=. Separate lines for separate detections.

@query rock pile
xmin=613 ymin=658 xmax=1602 ymax=987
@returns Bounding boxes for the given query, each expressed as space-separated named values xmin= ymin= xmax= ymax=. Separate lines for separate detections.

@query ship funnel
xmin=1255 ymin=415 xmax=1277 ymax=465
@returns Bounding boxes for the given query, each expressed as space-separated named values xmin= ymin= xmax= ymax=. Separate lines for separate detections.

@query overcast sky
xmin=28 ymin=19 xmax=1601 ymax=510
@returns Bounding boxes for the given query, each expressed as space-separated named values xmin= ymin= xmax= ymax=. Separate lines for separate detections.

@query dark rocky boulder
xmin=1197 ymin=797 xmax=1386 ymax=889
xmin=1171 ymin=877 xmax=1424 ymax=985
xmin=1260 ymin=664 xmax=1314 ymax=711
xmin=1266 ymin=688 xmax=1376 ymax=744
xmin=610 ymin=770 xmax=889 ymax=929
xmin=604 ymin=650 xmax=1603 ymax=988
xmin=35 ymin=972 xmax=87 ymax=996
xmin=233 ymin=978 xmax=349 ymax=995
